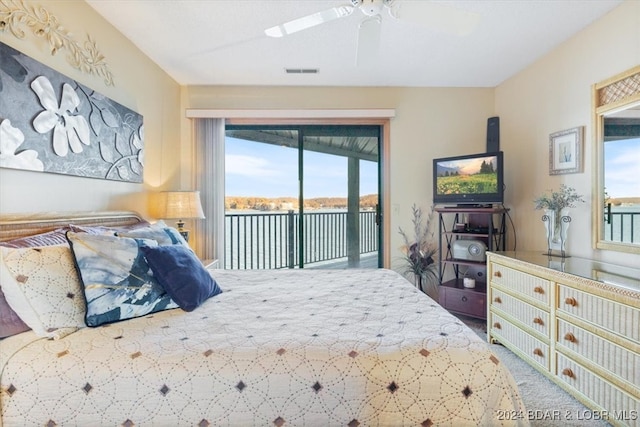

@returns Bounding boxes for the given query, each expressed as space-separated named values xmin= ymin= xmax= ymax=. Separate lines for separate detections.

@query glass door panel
xmin=224 ymin=129 xmax=299 ymax=269
xmin=302 ymin=126 xmax=380 ymax=268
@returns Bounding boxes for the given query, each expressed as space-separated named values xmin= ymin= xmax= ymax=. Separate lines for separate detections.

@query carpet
xmin=458 ymin=315 xmax=611 ymax=427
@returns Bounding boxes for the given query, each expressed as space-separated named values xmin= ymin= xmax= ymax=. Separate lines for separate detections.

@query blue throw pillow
xmin=67 ymin=232 xmax=178 ymax=327
xmin=140 ymin=245 xmax=222 ymax=312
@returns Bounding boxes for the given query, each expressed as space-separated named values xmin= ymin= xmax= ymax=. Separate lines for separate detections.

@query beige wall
xmin=0 ymin=0 xmax=182 ymax=217
xmin=495 ymin=0 xmax=640 ymax=268
xmin=1 ymin=1 xmax=637 ymax=269
xmin=182 ymin=85 xmax=495 ymax=270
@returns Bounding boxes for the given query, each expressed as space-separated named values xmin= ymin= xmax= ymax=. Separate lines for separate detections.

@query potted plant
xmin=398 ymin=204 xmax=438 ymax=299
xmin=533 ymin=184 xmax=585 ymax=256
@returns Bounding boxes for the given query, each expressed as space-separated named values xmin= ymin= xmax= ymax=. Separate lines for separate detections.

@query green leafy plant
xmin=398 ymin=204 xmax=438 ymax=292
xmin=533 ymin=184 xmax=585 ymax=211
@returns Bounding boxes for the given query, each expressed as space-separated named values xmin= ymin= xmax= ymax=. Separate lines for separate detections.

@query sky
xmin=226 ymin=136 xmax=639 ymax=200
xmin=225 ymin=137 xmax=378 ymax=198
xmin=604 ymin=138 xmax=640 ymax=198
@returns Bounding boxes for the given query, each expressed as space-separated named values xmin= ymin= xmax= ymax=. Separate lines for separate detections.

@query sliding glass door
xmin=224 ymin=125 xmax=381 ymax=269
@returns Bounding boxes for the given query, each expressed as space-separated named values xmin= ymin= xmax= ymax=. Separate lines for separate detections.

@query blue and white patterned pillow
xmin=66 ymin=232 xmax=178 ymax=327
xmin=116 ymin=221 xmax=190 ymax=248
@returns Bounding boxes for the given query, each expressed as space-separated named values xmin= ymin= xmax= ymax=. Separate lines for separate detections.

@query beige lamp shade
xmin=156 ymin=191 xmax=205 ymax=220
xmin=151 ymin=191 xmax=205 ymax=241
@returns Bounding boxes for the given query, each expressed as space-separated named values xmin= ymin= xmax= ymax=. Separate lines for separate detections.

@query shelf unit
xmin=435 ymin=206 xmax=508 ymax=320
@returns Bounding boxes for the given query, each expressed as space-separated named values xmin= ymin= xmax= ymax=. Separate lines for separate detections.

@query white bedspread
xmin=1 ymin=268 xmax=527 ymax=426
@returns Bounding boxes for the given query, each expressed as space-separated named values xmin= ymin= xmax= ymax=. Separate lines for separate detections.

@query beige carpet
xmin=458 ymin=315 xmax=611 ymax=427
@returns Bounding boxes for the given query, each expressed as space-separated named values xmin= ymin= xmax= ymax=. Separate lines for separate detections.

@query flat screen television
xmin=433 ymin=151 xmax=504 ymax=205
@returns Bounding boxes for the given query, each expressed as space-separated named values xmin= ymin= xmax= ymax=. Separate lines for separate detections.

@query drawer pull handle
xmin=493 ymin=322 xmax=501 ymax=330
xmin=565 ymin=297 xmax=578 ymax=307
xmin=533 ymin=317 xmax=544 ymax=325
xmin=493 ymin=297 xmax=502 ymax=304
xmin=562 ymin=368 xmax=575 ymax=379
xmin=534 ymin=286 xmax=545 ymax=294
xmin=564 ymin=332 xmax=577 ymax=343
xmin=494 ymin=271 xmax=502 ymax=278
xmin=533 ymin=348 xmax=544 ymax=357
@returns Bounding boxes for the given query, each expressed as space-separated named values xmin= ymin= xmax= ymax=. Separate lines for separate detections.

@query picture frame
xmin=549 ymin=126 xmax=583 ymax=175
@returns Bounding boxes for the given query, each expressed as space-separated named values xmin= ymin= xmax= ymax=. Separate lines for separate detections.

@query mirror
xmin=593 ymin=65 xmax=640 ymax=254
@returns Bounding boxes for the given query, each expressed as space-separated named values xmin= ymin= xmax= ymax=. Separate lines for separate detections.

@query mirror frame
xmin=592 ymin=65 xmax=640 ymax=254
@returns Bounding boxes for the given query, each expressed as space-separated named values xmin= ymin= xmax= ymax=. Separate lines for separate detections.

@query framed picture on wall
xmin=549 ymin=126 xmax=584 ymax=175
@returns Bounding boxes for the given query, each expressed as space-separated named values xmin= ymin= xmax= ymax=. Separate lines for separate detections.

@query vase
xmin=541 ymin=207 xmax=572 ymax=257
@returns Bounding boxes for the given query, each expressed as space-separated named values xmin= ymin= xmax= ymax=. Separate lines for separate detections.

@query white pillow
xmin=0 ymin=245 xmax=85 ymax=339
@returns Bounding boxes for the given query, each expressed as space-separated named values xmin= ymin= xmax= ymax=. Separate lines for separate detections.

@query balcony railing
xmin=604 ymin=208 xmax=640 ymax=244
xmin=225 ymin=210 xmax=378 ymax=269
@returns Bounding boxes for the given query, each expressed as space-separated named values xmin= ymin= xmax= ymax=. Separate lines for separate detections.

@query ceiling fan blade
xmin=389 ymin=1 xmax=480 ymax=36
xmin=356 ymin=16 xmax=382 ymax=67
xmin=265 ymin=5 xmax=355 ymax=38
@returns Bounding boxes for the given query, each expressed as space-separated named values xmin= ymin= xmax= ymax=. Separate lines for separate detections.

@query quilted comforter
xmin=0 ymin=268 xmax=527 ymax=426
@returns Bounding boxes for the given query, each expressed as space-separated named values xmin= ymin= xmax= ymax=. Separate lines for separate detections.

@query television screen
xmin=433 ymin=151 xmax=504 ymax=205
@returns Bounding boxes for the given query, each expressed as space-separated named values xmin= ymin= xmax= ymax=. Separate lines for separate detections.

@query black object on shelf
xmin=434 ymin=206 xmax=509 ymax=321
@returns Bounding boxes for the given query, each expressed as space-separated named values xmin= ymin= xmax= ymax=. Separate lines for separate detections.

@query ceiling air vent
xmin=285 ymin=68 xmax=319 ymax=74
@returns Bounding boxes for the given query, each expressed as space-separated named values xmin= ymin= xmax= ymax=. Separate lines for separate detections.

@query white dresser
xmin=487 ymin=251 xmax=640 ymax=427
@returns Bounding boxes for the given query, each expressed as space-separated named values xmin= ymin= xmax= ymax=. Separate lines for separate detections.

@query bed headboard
xmin=0 ymin=211 xmax=146 ymax=242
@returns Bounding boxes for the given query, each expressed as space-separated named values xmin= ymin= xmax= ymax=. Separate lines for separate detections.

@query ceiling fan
xmin=264 ymin=0 xmax=481 ymax=66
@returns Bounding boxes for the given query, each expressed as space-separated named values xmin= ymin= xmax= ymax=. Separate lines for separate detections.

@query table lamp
xmin=156 ymin=191 xmax=205 ymax=242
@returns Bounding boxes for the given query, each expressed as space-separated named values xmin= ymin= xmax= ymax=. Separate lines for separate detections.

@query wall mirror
xmin=592 ymin=65 xmax=640 ymax=254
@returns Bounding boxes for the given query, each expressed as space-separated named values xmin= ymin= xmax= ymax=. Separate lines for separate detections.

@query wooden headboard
xmin=0 ymin=211 xmax=146 ymax=242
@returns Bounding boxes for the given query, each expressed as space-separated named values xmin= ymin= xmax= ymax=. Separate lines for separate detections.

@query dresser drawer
xmin=491 ymin=288 xmax=549 ymax=337
xmin=489 ymin=262 xmax=550 ymax=306
xmin=556 ymin=353 xmax=640 ymax=427
xmin=557 ymin=285 xmax=640 ymax=345
xmin=440 ymin=286 xmax=486 ymax=319
xmin=490 ymin=312 xmax=549 ymax=371
xmin=557 ymin=319 xmax=640 ymax=395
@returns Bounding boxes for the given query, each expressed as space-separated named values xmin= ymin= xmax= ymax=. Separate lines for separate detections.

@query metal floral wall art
xmin=0 ymin=41 xmax=143 ymax=182
xmin=0 ymin=0 xmax=114 ymax=86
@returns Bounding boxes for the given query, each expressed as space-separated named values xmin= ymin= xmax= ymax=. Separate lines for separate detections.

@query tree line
xmin=226 ymin=194 xmax=378 ymax=210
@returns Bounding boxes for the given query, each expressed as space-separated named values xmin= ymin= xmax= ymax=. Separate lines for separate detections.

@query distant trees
xmin=225 ymin=194 xmax=378 ymax=210
xmin=479 ymin=160 xmax=495 ymax=174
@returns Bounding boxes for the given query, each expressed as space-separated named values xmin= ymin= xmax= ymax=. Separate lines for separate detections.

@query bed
xmin=0 ymin=211 xmax=528 ymax=426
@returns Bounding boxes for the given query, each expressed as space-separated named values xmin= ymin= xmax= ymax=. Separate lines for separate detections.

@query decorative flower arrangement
xmin=533 ymin=184 xmax=585 ymax=212
xmin=398 ymin=204 xmax=438 ymax=293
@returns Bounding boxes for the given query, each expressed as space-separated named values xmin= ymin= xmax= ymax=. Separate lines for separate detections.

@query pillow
xmin=69 ymin=220 xmax=151 ymax=236
xmin=1 ymin=228 xmax=73 ymax=338
xmin=116 ymin=221 xmax=189 ymax=247
xmin=140 ymin=245 xmax=222 ymax=312
xmin=0 ymin=286 xmax=30 ymax=338
xmin=0 ymin=227 xmax=71 ymax=248
xmin=66 ymin=232 xmax=178 ymax=327
xmin=0 ymin=245 xmax=86 ymax=339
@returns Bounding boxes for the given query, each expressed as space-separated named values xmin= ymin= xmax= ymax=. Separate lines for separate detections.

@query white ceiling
xmin=85 ymin=0 xmax=623 ymax=88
